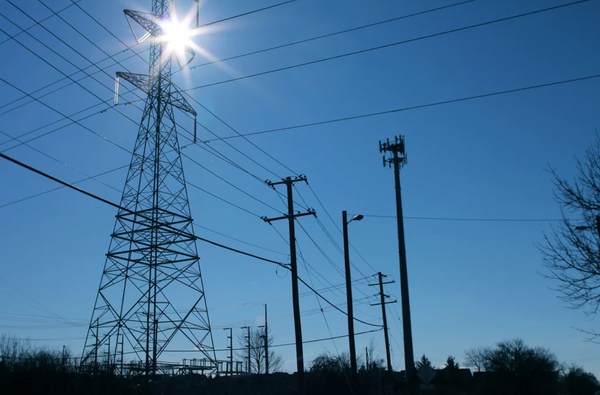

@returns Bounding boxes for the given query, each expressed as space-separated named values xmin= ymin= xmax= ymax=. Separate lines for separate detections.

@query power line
xmin=364 ymin=214 xmax=568 ymax=222
xmin=0 ymin=152 xmax=381 ymax=328
xmin=181 ymin=151 xmax=282 ymax=214
xmin=0 ymin=77 xmax=131 ymax=155
xmin=0 ymin=165 xmax=128 ymax=210
xmin=184 ymin=0 xmax=475 ymax=73
xmin=204 ymin=73 xmax=600 ymax=142
xmin=1 ymin=2 xmax=298 ymax=210
xmin=68 ymin=0 xmax=150 ymax=66
xmin=0 ymin=13 xmax=288 ymax=221
xmin=185 ymin=0 xmax=591 ymax=95
xmin=196 ymin=0 xmax=297 ymax=29
xmin=167 ymin=328 xmax=382 ymax=353
xmin=0 ymin=0 xmax=84 ymax=46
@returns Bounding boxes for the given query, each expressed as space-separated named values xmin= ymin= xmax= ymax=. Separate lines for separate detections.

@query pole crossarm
xmin=370 ymin=300 xmax=397 ymax=306
xmin=261 ymin=209 xmax=315 ymax=223
xmin=265 ymin=174 xmax=308 ymax=187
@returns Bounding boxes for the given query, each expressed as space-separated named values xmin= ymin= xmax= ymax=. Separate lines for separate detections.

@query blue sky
xmin=1 ymin=0 xmax=600 ymax=377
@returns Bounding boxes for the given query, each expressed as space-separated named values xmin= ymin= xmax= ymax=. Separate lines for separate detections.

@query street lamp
xmin=343 ymin=210 xmax=363 ymax=389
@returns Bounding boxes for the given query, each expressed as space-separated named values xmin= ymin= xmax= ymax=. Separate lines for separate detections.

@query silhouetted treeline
xmin=1 ymin=335 xmax=599 ymax=395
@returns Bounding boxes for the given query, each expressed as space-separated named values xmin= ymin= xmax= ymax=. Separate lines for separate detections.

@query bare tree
xmin=482 ymin=339 xmax=559 ymax=395
xmin=464 ymin=346 xmax=487 ymax=372
xmin=539 ymin=136 xmax=600 ymax=329
xmin=0 ymin=334 xmax=76 ymax=373
xmin=363 ymin=337 xmax=383 ymax=371
xmin=236 ymin=327 xmax=282 ymax=374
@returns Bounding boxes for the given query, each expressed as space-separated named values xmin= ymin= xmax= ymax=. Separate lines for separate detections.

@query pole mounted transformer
xmin=81 ymin=0 xmax=216 ymax=376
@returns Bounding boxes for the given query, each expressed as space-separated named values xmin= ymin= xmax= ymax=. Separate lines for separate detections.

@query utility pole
xmin=263 ymin=175 xmax=315 ymax=394
xmin=264 ymin=304 xmax=269 ymax=374
xmin=224 ymin=328 xmax=233 ymax=376
xmin=342 ymin=210 xmax=364 ymax=389
xmin=379 ymin=136 xmax=414 ymax=382
xmin=369 ymin=272 xmax=396 ymax=373
xmin=242 ymin=326 xmax=251 ymax=374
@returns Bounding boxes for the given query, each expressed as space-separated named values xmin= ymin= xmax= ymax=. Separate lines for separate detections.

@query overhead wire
xmin=0 ymin=0 xmax=84 ymax=46
xmin=183 ymin=0 xmax=475 ymax=73
xmin=185 ymin=179 xmax=263 ymax=218
xmin=185 ymin=0 xmax=592 ymax=95
xmin=307 ymin=184 xmax=379 ymax=274
xmin=1 ymin=2 xmax=146 ymax=126
xmin=167 ymin=328 xmax=382 ymax=353
xmin=64 ymin=0 xmax=299 ymax=182
xmin=195 ymin=0 xmax=297 ymax=29
xmin=296 ymin=239 xmax=341 ymax=354
xmin=73 ymin=0 xmax=298 ymax=181
xmin=294 ymin=219 xmax=380 ymax=324
xmin=205 ymin=73 xmax=600 ymax=142
xmin=181 ymin=151 xmax=281 ymax=213
xmin=0 ymin=77 xmax=131 ymax=155
xmin=0 ymin=130 xmax=121 ymax=193
xmin=193 ymin=223 xmax=288 ymax=257
xmin=0 ymin=164 xmax=129 ymax=210
xmin=0 ymin=151 xmax=382 ymax=328
xmin=0 ymin=6 xmax=290 ymax=220
xmin=364 ymin=214 xmax=568 ymax=222
xmin=67 ymin=0 xmax=150 ymax=66
xmin=0 ymin=9 xmax=146 ymax=152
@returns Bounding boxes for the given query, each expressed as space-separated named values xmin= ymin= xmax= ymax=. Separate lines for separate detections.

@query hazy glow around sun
xmin=159 ymin=11 xmax=198 ymax=60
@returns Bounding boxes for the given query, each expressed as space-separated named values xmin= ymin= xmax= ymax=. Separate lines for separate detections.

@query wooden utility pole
xmin=263 ymin=175 xmax=315 ymax=394
xmin=369 ymin=272 xmax=396 ymax=373
xmin=264 ymin=304 xmax=269 ymax=374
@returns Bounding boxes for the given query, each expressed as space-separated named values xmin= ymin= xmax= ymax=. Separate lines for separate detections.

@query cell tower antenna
xmin=379 ymin=135 xmax=414 ymax=382
xmin=81 ymin=0 xmax=216 ymax=376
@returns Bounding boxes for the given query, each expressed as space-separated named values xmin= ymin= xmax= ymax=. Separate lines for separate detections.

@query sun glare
xmin=159 ymin=11 xmax=198 ymax=62
xmin=161 ymin=20 xmax=192 ymax=55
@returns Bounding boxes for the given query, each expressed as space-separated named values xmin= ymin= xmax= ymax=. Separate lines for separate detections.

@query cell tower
xmin=81 ymin=0 xmax=217 ymax=376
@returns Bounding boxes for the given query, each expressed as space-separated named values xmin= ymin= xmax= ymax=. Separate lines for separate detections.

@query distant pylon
xmin=81 ymin=0 xmax=216 ymax=376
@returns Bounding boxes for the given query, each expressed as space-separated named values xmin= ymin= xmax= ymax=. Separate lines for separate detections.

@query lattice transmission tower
xmin=81 ymin=0 xmax=217 ymax=376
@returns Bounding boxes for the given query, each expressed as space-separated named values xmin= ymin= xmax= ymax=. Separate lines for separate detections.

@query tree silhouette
xmin=539 ymin=136 xmax=600 ymax=335
xmin=464 ymin=346 xmax=486 ymax=372
xmin=445 ymin=355 xmax=459 ymax=370
xmin=236 ymin=327 xmax=282 ymax=374
xmin=415 ymin=354 xmax=433 ymax=370
xmin=561 ymin=365 xmax=600 ymax=395
xmin=481 ymin=338 xmax=559 ymax=395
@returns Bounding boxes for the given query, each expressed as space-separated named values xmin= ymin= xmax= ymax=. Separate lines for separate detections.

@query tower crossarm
xmin=124 ymin=9 xmax=161 ymax=43
xmin=116 ymin=72 xmax=152 ymax=95
xmin=165 ymin=82 xmax=197 ymax=117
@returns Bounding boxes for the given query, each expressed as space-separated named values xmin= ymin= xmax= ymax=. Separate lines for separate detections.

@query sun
xmin=159 ymin=12 xmax=196 ymax=59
